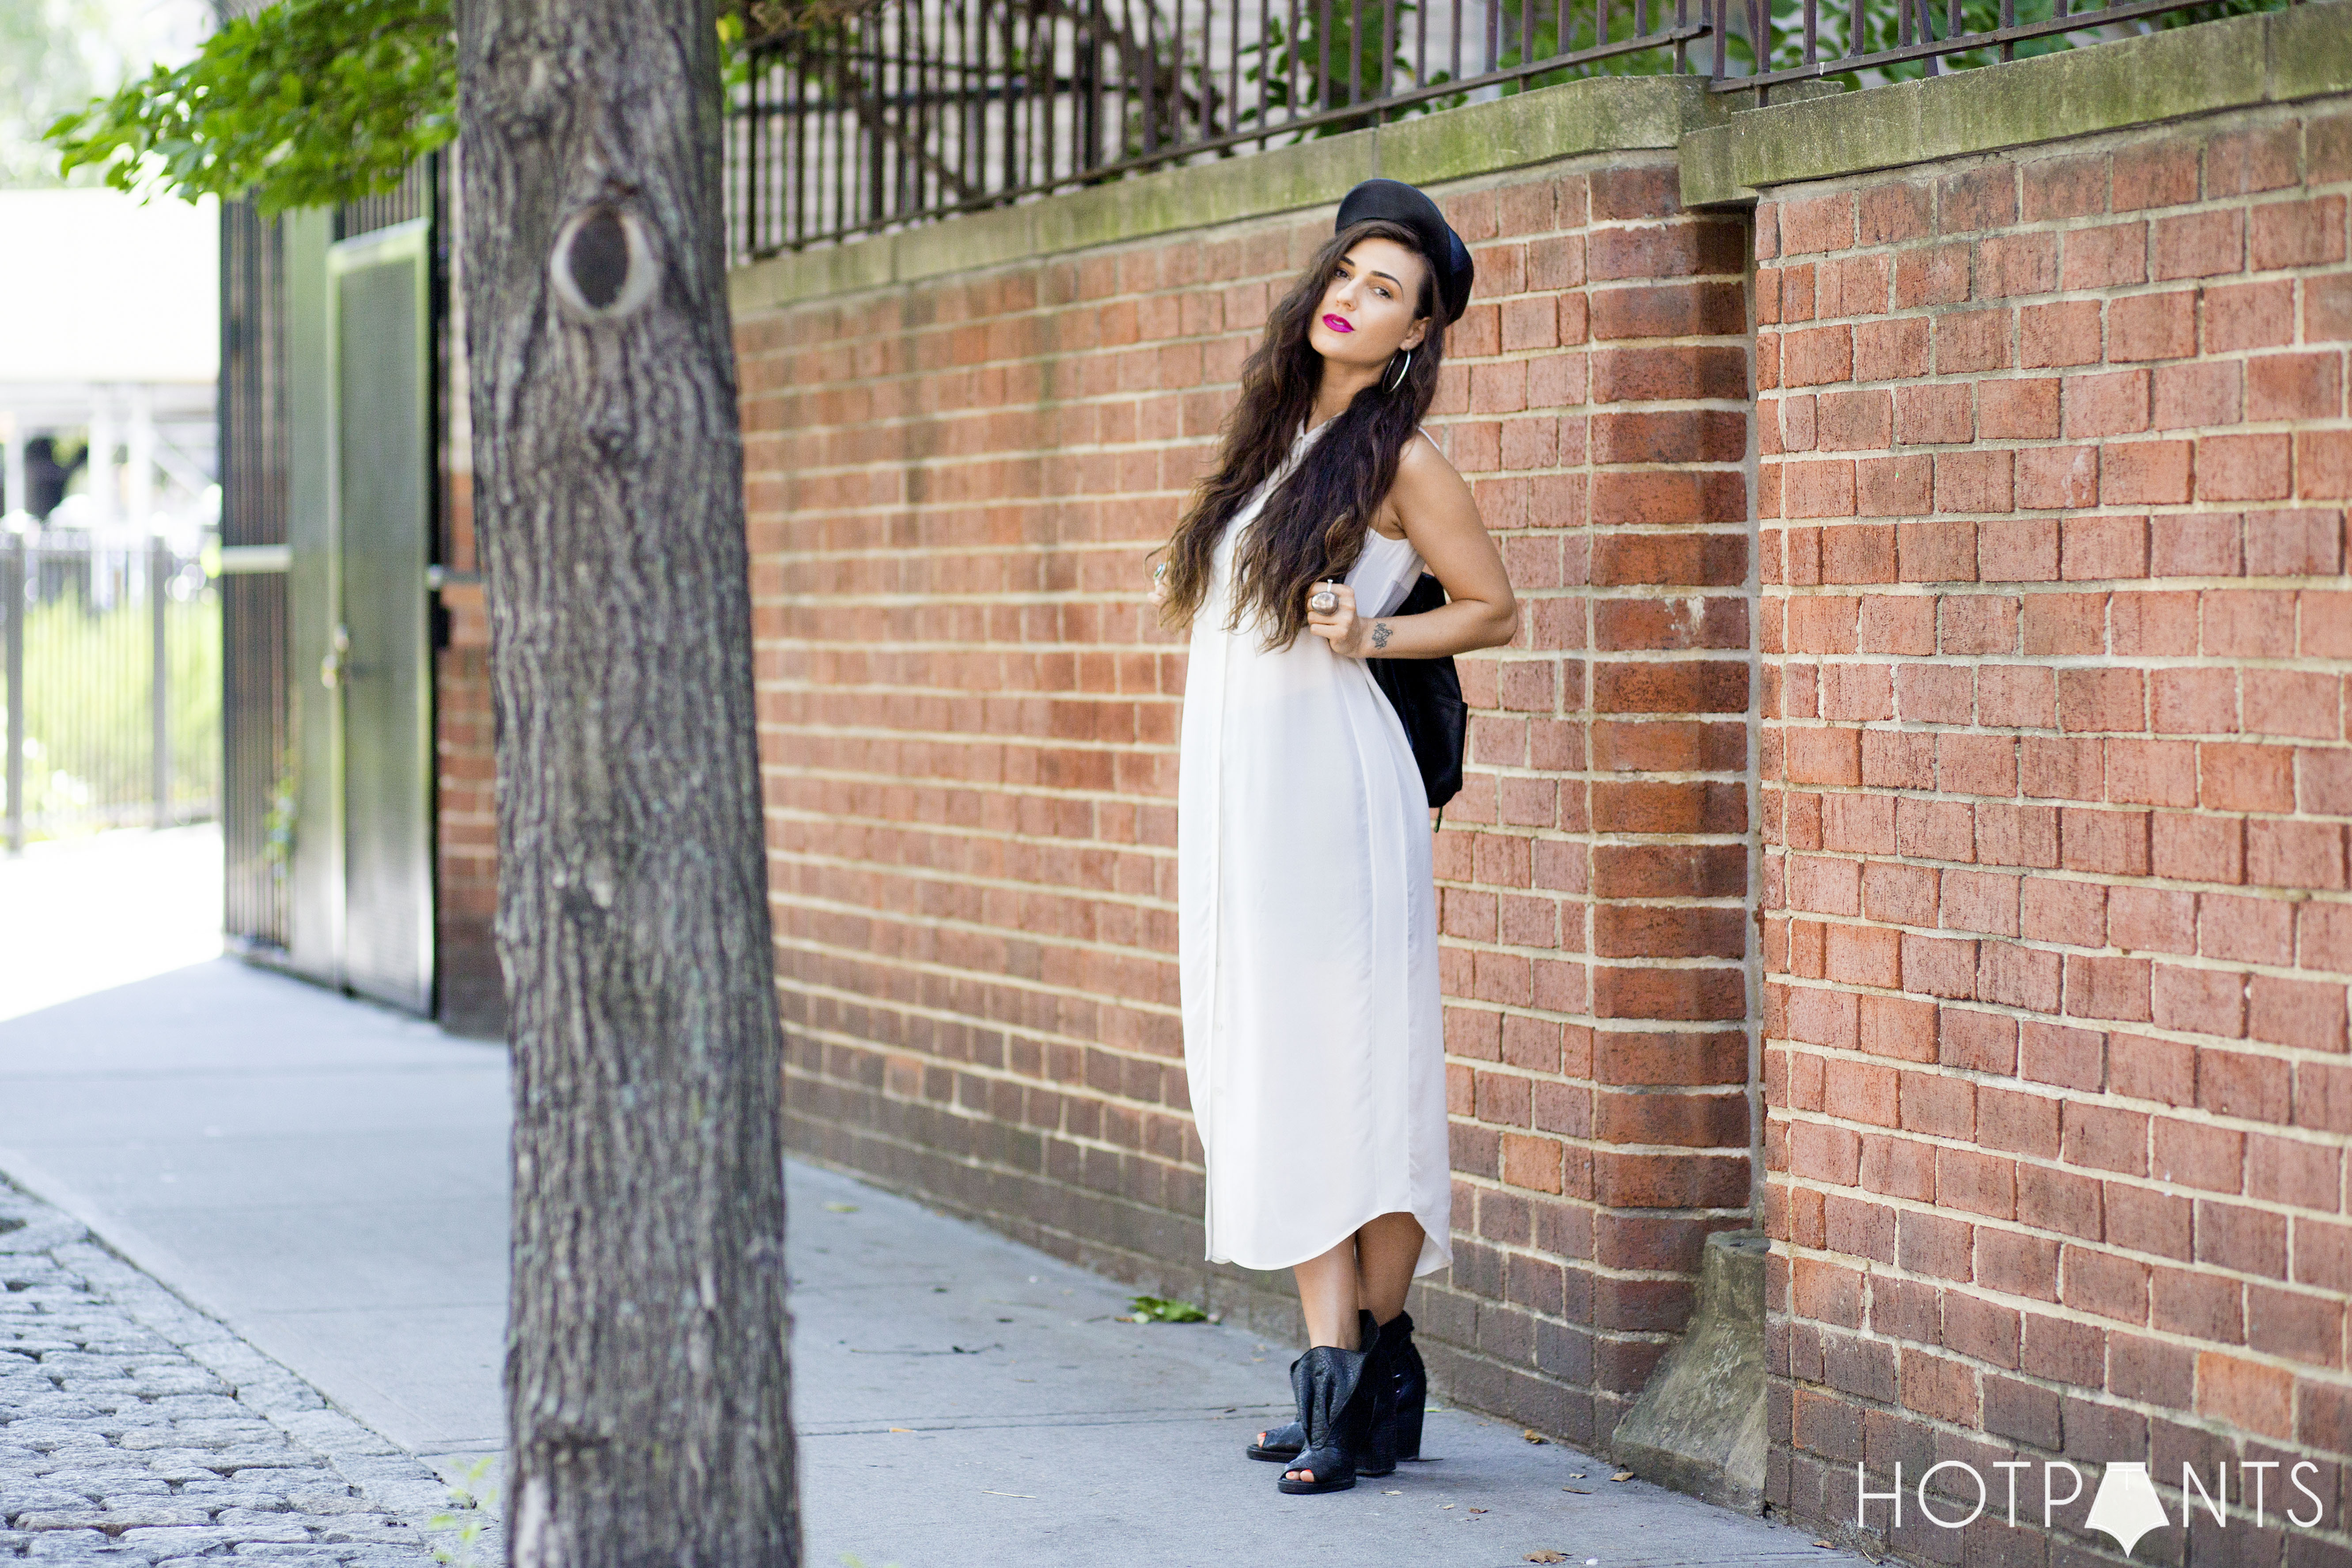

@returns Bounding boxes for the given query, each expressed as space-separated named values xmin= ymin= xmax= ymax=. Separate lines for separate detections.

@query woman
xmin=1148 ymin=180 xmax=1518 ymax=1495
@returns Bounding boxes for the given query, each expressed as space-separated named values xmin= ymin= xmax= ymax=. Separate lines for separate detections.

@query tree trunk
xmin=456 ymin=3 xmax=799 ymax=1563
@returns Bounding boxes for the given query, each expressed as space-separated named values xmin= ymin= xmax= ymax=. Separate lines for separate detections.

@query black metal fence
xmin=221 ymin=194 xmax=292 ymax=948
xmin=1 ymin=529 xmax=220 ymax=850
xmin=729 ymin=0 xmax=2294 ymax=257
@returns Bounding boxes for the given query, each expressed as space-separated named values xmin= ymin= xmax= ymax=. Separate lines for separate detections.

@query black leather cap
xmin=1334 ymin=178 xmax=1474 ymax=325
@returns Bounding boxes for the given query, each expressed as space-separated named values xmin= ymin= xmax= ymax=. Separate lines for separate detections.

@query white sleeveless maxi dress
xmin=1177 ymin=420 xmax=1452 ymax=1279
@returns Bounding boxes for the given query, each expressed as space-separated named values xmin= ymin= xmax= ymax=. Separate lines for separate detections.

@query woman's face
xmin=1304 ymin=236 xmax=1431 ymax=371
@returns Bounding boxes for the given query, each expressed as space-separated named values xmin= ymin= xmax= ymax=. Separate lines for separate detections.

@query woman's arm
xmin=1306 ymin=434 xmax=1518 ymax=659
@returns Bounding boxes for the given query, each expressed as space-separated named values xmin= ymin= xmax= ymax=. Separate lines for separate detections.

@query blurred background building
xmin=0 ymin=0 xmax=223 ymax=865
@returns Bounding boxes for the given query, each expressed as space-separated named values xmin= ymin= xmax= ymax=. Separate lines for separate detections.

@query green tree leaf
xmin=45 ymin=0 xmax=454 ymax=212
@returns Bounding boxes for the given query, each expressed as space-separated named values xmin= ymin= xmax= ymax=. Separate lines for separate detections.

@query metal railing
xmin=728 ymin=0 xmax=2296 ymax=257
xmin=221 ymin=194 xmax=294 ymax=949
xmin=1 ymin=528 xmax=221 ymax=850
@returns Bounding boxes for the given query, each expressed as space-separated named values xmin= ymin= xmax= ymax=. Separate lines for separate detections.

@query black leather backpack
xmin=1366 ymin=572 xmax=1468 ymax=817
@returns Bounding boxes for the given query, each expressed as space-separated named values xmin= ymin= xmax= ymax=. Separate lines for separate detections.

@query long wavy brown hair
xmin=1155 ymin=218 xmax=1446 ymax=651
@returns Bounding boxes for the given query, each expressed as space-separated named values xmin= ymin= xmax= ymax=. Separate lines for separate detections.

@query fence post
xmin=152 ymin=537 xmax=170 ymax=830
xmin=5 ymin=528 xmax=22 ymax=854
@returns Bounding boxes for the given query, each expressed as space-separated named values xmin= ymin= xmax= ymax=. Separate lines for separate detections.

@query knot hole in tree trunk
xmin=552 ymin=204 xmax=656 ymax=322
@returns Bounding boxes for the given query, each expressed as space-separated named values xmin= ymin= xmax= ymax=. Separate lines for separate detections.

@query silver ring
xmin=1310 ymin=589 xmax=1337 ymax=613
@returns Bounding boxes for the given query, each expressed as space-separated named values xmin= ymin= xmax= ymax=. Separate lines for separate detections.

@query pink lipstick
xmin=1322 ymin=313 xmax=1353 ymax=333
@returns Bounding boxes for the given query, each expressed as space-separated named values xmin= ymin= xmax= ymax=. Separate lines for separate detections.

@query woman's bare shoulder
xmin=1405 ymin=426 xmax=1453 ymax=470
xmin=1375 ymin=428 xmax=1473 ymax=540
xmin=1394 ymin=427 xmax=1473 ymax=504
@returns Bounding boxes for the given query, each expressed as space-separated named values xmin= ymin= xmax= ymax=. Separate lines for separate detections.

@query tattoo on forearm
xmin=1370 ymin=621 xmax=1391 ymax=651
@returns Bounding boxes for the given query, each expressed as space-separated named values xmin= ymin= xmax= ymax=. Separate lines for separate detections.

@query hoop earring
xmin=1385 ymin=348 xmax=1413 ymax=394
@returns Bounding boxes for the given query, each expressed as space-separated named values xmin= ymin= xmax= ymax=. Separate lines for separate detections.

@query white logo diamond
xmin=2086 ymin=1462 xmax=2171 ymax=1556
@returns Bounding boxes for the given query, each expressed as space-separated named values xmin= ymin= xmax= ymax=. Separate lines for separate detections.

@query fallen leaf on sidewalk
xmin=1521 ymin=1428 xmax=1547 ymax=1444
xmin=1468 ymin=1507 xmax=1488 ymax=1514
xmin=1127 ymin=1294 xmax=1208 ymax=1323
xmin=1813 ymin=1541 xmax=1834 ymax=1549
xmin=824 ymin=1202 xmax=858 ymax=1212
xmin=1611 ymin=1470 xmax=1634 ymax=1482
xmin=979 ymin=1490 xmax=1035 ymax=1499
xmin=1560 ymin=1487 xmax=1591 ymax=1495
xmin=1568 ymin=1471 xmax=1586 ymax=1478
xmin=1527 ymin=1553 xmax=1567 ymax=1563
xmin=887 ymin=1427 xmax=912 ymax=1433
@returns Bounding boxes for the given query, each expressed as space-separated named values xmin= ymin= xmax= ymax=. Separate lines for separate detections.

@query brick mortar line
xmin=753 ymin=250 xmax=1749 ymax=322
xmin=1774 ymin=1343 xmax=2339 ymax=1440
xmin=768 ymin=887 xmax=1176 ymax=936
xmin=758 ymin=772 xmax=1185 ymax=800
xmin=1472 ymin=1081 xmax=1750 ymax=1101
xmin=790 ymin=1045 xmax=1755 ymax=1220
xmin=1443 ymin=1186 xmax=1756 ymax=1223
xmin=1769 ymin=1232 xmax=2344 ymax=1355
xmin=1761 ymin=343 xmax=2348 ymax=368
xmin=1766 ymin=1196 xmax=2348 ymax=1287
xmin=1769 ymin=889 xmax=2352 ymax=932
xmin=787 ymin=1061 xmax=1186 ymax=1140
xmin=795 ymin=1016 xmax=1754 ymax=1107
xmin=756 ymin=315 xmax=1757 ymax=354
xmin=761 ymin=829 xmax=1170 ymax=856
xmin=776 ymin=915 xmax=1752 ymax=985
xmin=1765 ymin=943 xmax=2352 ymax=999
xmin=1766 ymin=930 xmax=2352 ymax=992
xmin=746 ymin=344 xmax=1758 ymax=400
xmin=1765 ymin=746 xmax=2345 ymax=763
xmin=744 ymin=400 xmax=1769 ymax=447
xmin=1765 ymin=851 xmax=2352 ymax=884
xmin=784 ymin=1068 xmax=1185 ymax=1141
xmin=1761 ymin=417 xmax=2352 ymax=437
xmin=760 ymin=814 xmax=1760 ymax=849
xmin=1458 ymin=795 xmax=1756 ymax=807
xmin=748 ymin=464 xmax=1762 ymax=495
xmin=771 ymin=845 xmax=1765 ymax=907
xmin=1768 ymin=1091 xmax=2352 ymax=1175
xmin=1762 ymin=178 xmax=2352 ymax=233
xmin=771 ymin=884 xmax=1176 ymax=931
xmin=783 ymin=957 xmax=1764 ymax=1049
xmin=747 ymin=576 xmax=1755 ymax=594
xmin=1451 ymin=829 xmax=1754 ymax=841
xmin=1447 ymin=1011 xmax=1755 ymax=1035
xmin=775 ymin=966 xmax=1181 ymax=1019
xmin=776 ymin=948 xmax=1180 ymax=1005
xmin=1765 ymin=206 xmax=2352 ymax=266
xmin=756 ymin=768 xmax=1761 ymax=796
xmin=1766 ymin=579 xmax=2352 ymax=592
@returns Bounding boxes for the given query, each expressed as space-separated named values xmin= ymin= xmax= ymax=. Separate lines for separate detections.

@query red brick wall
xmin=735 ymin=152 xmax=1758 ymax=1443
xmin=1757 ymin=102 xmax=2352 ymax=1559
xmin=435 ymin=432 xmax=502 ymax=1038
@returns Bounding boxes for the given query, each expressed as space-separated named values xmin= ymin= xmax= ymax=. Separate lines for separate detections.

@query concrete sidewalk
xmin=0 ymin=835 xmax=1860 ymax=1566
xmin=787 ymin=1158 xmax=1856 ymax=1568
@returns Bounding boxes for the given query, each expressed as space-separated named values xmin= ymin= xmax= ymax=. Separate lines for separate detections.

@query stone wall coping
xmin=1679 ymin=3 xmax=2352 ymax=207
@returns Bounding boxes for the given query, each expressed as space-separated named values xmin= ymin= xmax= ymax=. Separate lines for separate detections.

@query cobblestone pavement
xmin=0 ymin=1180 xmax=497 ymax=1566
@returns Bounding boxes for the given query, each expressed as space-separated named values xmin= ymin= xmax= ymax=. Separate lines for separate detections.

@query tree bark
xmin=456 ymin=3 xmax=799 ymax=1563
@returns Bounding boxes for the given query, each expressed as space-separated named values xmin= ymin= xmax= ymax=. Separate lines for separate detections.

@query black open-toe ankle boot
xmin=1384 ymin=1309 xmax=1428 ymax=1461
xmin=1354 ymin=1312 xmax=1402 ymax=1478
xmin=1276 ymin=1341 xmax=1371 ymax=1495
xmin=1248 ymin=1310 xmax=1371 ymax=1463
xmin=1250 ymin=1308 xmax=1423 ymax=1466
xmin=1246 ymin=1411 xmax=1305 ymax=1462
